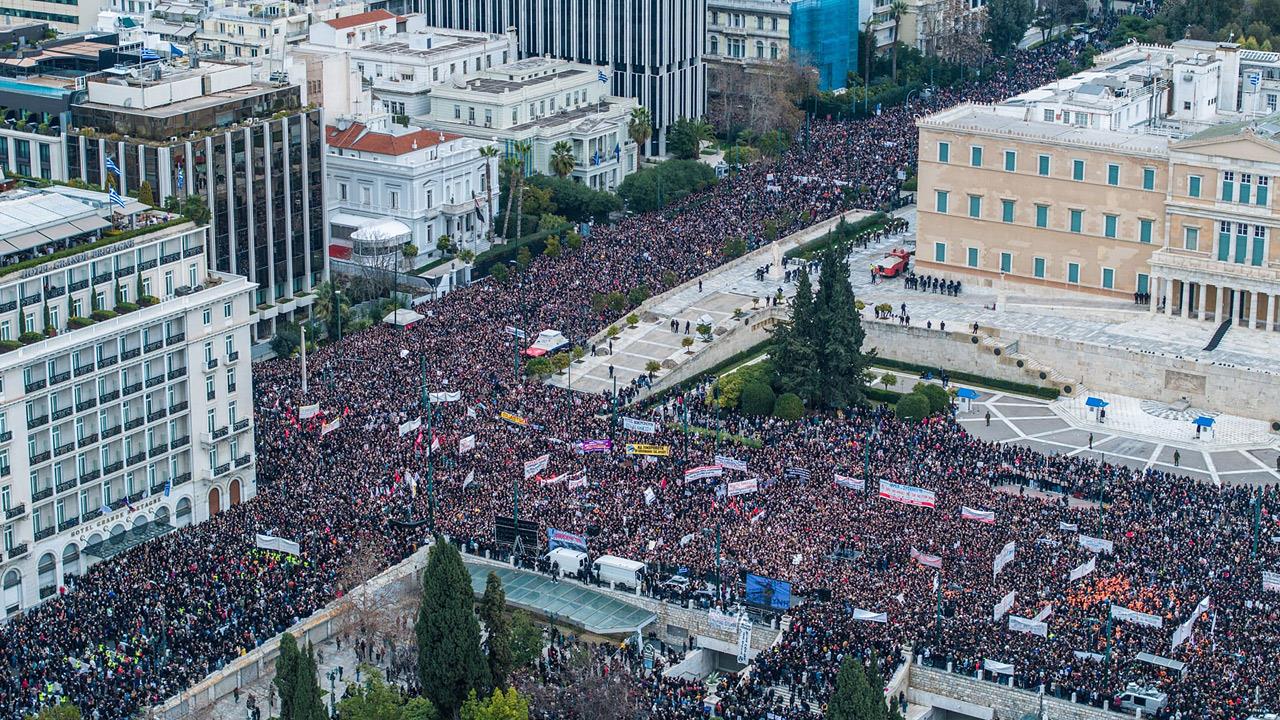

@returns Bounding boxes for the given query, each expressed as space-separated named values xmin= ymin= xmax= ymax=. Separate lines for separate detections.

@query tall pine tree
xmin=772 ymin=268 xmax=822 ymax=405
xmin=478 ymin=572 xmax=514 ymax=689
xmin=289 ymin=642 xmax=328 ymax=720
xmin=826 ymin=655 xmax=871 ymax=720
xmin=417 ymin=541 xmax=490 ymax=718
xmin=274 ymin=632 xmax=301 ymax=720
xmin=812 ymin=245 xmax=873 ymax=408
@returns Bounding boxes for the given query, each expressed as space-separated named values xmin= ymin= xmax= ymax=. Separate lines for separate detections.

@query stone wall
xmin=907 ymin=665 xmax=1135 ymax=720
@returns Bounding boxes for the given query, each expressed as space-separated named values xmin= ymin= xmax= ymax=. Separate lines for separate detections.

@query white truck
xmin=546 ymin=548 xmax=588 ymax=579
xmin=593 ymin=555 xmax=646 ymax=591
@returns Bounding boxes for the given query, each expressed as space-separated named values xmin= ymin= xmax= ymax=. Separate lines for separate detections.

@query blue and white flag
xmin=163 ymin=478 xmax=172 ymax=497
xmin=597 ymin=70 xmax=608 ymax=84
xmin=109 ymin=187 xmax=126 ymax=209
xmin=614 ymin=142 xmax=621 ymax=160
xmin=105 ymin=155 xmax=122 ymax=177
xmin=169 ymin=43 xmax=185 ymax=57
xmin=176 ymin=165 xmax=185 ymax=190
xmin=140 ymin=47 xmax=160 ymax=61
xmin=100 ymin=502 xmax=112 ymax=516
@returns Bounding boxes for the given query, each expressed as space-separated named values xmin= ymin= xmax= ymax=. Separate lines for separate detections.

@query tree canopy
xmin=416 ymin=541 xmax=491 ymax=717
xmin=616 ymin=160 xmax=717 ymax=213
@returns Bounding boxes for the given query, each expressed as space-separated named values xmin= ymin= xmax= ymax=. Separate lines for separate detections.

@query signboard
xmin=1078 ymin=534 xmax=1115 ymax=554
xmin=684 ymin=465 xmax=723 ymax=482
xmin=1008 ymin=615 xmax=1047 ymax=637
xmin=1110 ymin=604 xmax=1164 ymax=628
xmin=398 ymin=417 xmax=422 ymax=436
xmin=523 ymin=454 xmax=550 ymax=478
xmin=299 ymin=403 xmax=320 ymax=420
xmin=744 ymin=574 xmax=792 ymax=611
xmin=321 ymin=417 xmax=342 ymax=436
xmin=993 ymin=590 xmax=1016 ymax=621
xmin=1262 ymin=570 xmax=1280 ymax=592
xmin=911 ymin=547 xmax=942 ymax=569
xmin=736 ymin=615 xmax=752 ymax=664
xmin=993 ymin=541 xmax=1016 ymax=578
xmin=715 ymin=454 xmax=747 ymax=472
xmin=504 ymin=325 xmax=527 ymax=339
xmin=622 ymin=416 xmax=657 ymax=434
xmin=255 ymin=533 xmax=301 ymax=556
xmin=726 ymin=478 xmax=758 ymax=497
xmin=709 ymin=609 xmax=737 ymax=632
xmin=576 ymin=439 xmax=612 ymax=454
xmin=961 ymin=506 xmax=995 ymax=524
xmin=429 ymin=391 xmax=462 ymax=403
xmin=501 ymin=411 xmax=530 ymax=427
xmin=1068 ymin=557 xmax=1096 ymax=582
xmin=878 ymin=479 xmax=937 ymax=508
xmin=625 ymin=443 xmax=670 ymax=456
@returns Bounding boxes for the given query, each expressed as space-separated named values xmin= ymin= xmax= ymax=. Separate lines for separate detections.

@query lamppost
xmin=326 ymin=669 xmax=336 ymax=718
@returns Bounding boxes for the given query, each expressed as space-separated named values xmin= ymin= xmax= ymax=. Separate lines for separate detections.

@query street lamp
xmin=905 ymin=86 xmax=933 ymax=111
xmin=327 ymin=669 xmax=336 ymax=717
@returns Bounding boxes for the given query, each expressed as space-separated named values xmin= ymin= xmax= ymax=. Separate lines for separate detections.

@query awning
xmin=956 ymin=388 xmax=979 ymax=400
xmin=84 ymin=520 xmax=175 ymax=559
xmin=37 ymin=222 xmax=84 ymax=243
xmin=1085 ymin=397 xmax=1109 ymax=408
xmin=383 ymin=308 xmax=424 ymax=326
xmin=1134 ymin=652 xmax=1185 ymax=674
xmin=1193 ymin=416 xmax=1215 ymax=428
xmin=7 ymin=230 xmax=49 ymax=251
xmin=330 ymin=212 xmax=377 ymax=230
xmin=69 ymin=216 xmax=111 ymax=233
xmin=466 ymin=561 xmax=656 ymax=636
xmin=119 ymin=16 xmax=138 ymax=27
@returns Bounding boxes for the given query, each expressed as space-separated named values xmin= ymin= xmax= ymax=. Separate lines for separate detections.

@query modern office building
xmin=66 ymin=60 xmax=325 ymax=340
xmin=916 ymin=41 xmax=1280 ymax=332
xmin=420 ymin=0 xmax=705 ymax=156
xmin=0 ymin=185 xmax=257 ymax=617
xmin=420 ymin=56 xmax=639 ymax=191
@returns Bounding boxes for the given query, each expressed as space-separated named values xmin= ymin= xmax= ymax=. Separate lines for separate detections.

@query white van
xmin=1115 ymin=685 xmax=1167 ymax=714
xmin=593 ymin=555 xmax=646 ymax=590
xmin=546 ymin=548 xmax=588 ymax=578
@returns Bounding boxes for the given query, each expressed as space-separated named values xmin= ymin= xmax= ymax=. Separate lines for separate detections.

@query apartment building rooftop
xmin=326 ymin=120 xmax=461 ymax=155
xmin=0 ymin=185 xmax=161 ymax=272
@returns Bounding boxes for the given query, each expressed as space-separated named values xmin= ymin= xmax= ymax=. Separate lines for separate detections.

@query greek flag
xmin=169 ymin=43 xmax=185 ymax=57
xmin=140 ymin=47 xmax=160 ymax=61
xmin=614 ymin=142 xmax=621 ymax=160
xmin=109 ymin=187 xmax=126 ymax=209
xmin=100 ymin=502 xmax=112 ymax=516
xmin=597 ymin=70 xmax=608 ymax=84
xmin=163 ymin=478 xmax=172 ymax=497
xmin=105 ymin=155 xmax=122 ymax=178
xmin=176 ymin=165 xmax=185 ymax=190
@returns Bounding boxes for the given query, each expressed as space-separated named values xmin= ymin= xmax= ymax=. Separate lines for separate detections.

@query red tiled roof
xmin=324 ymin=9 xmax=396 ymax=30
xmin=325 ymin=123 xmax=462 ymax=156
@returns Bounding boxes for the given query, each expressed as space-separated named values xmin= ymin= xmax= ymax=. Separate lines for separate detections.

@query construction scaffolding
xmin=790 ymin=0 xmax=860 ymax=91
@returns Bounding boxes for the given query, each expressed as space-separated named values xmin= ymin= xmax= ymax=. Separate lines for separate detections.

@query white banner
xmin=398 ymin=417 xmax=422 ymax=436
xmin=684 ymin=465 xmax=724 ymax=482
xmin=622 ymin=416 xmax=657 ymax=434
xmin=298 ymin=403 xmax=320 ymax=420
xmin=1171 ymin=596 xmax=1210 ymax=652
xmin=983 ymin=659 xmax=1015 ymax=675
xmin=1263 ymin=570 xmax=1280 ymax=592
xmin=878 ymin=479 xmax=936 ymax=509
xmin=1033 ymin=604 xmax=1054 ymax=622
xmin=727 ymin=478 xmax=758 ymax=497
xmin=715 ymin=454 xmax=747 ymax=472
xmin=255 ymin=533 xmax=301 ymax=556
xmin=1073 ymin=650 xmax=1104 ymax=662
xmin=1078 ymin=534 xmax=1115 ymax=554
xmin=1058 ymin=521 xmax=1079 ymax=532
xmin=523 ymin=453 xmax=550 ymax=479
xmin=1068 ymin=556 xmax=1097 ymax=582
xmin=961 ymin=506 xmax=996 ymax=524
xmin=644 ymin=487 xmax=656 ymax=505
xmin=994 ymin=590 xmax=1016 ymax=621
xmin=834 ymin=474 xmax=865 ymax=491
xmin=540 ymin=472 xmax=567 ymax=485
xmin=567 ymin=472 xmax=587 ymax=490
xmin=429 ymin=391 xmax=462 ymax=403
xmin=458 ymin=435 xmax=476 ymax=454
xmin=736 ymin=615 xmax=752 ymax=665
xmin=1111 ymin=604 xmax=1164 ymax=628
xmin=852 ymin=609 xmax=888 ymax=623
xmin=911 ymin=547 xmax=943 ymax=569
xmin=321 ymin=417 xmax=342 ymax=436
xmin=462 ymin=469 xmax=475 ymax=490
xmin=1008 ymin=615 xmax=1048 ymax=637
xmin=709 ymin=610 xmax=737 ymax=633
xmin=993 ymin=541 xmax=1016 ymax=578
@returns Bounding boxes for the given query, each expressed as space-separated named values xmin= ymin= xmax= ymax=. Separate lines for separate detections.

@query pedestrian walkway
xmin=203 ymin=639 xmax=361 ymax=720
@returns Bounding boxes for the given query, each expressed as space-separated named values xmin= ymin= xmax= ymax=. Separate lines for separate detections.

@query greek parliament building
xmin=64 ymin=60 xmax=325 ymax=342
xmin=419 ymin=0 xmax=705 ymax=156
xmin=917 ymin=40 xmax=1280 ymax=333
xmin=0 ymin=186 xmax=256 ymax=617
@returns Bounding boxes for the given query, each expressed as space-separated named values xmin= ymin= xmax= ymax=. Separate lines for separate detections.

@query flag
xmin=140 ymin=47 xmax=160 ymax=61
xmin=598 ymin=70 xmax=608 ymax=84
xmin=105 ymin=156 xmax=122 ymax=177
xmin=108 ymin=187 xmax=126 ymax=209
xmin=473 ymin=196 xmax=484 ymax=223
xmin=911 ymin=547 xmax=942 ymax=569
xmin=163 ymin=478 xmax=172 ymax=497
xmin=462 ymin=469 xmax=475 ymax=490
xmin=100 ymin=502 xmax=112 ymax=516
xmin=176 ymin=165 xmax=185 ymax=190
xmin=614 ymin=142 xmax=621 ymax=160
xmin=169 ymin=43 xmax=185 ymax=57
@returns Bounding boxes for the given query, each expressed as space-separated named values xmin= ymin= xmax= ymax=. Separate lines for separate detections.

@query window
xmin=1035 ymin=205 xmax=1049 ymax=228
xmin=1221 ymin=171 xmax=1234 ymax=201
xmin=1107 ymin=164 xmax=1119 ymax=186
xmin=937 ymin=141 xmax=950 ymax=163
xmin=1253 ymin=225 xmax=1267 ymax=267
xmin=1072 ymin=159 xmax=1085 ymax=181
xmin=934 ymin=242 xmax=946 ymax=263
xmin=1188 ymin=175 xmax=1201 ymax=198
xmin=1037 ymin=155 xmax=1050 ymax=176
xmin=1067 ymin=262 xmax=1080 ymax=284
xmin=1217 ymin=220 xmax=1232 ymax=261
xmin=453 ymin=105 xmax=461 ymax=120
xmin=968 ymin=195 xmax=982 ymax=218
xmin=1235 ymin=222 xmax=1249 ymax=264
xmin=1101 ymin=267 xmax=1114 ymax=290
xmin=1137 ymin=273 xmax=1149 ymax=295
xmin=1184 ymin=226 xmax=1199 ymax=251
xmin=1258 ymin=176 xmax=1270 ymax=206
xmin=1139 ymin=219 xmax=1153 ymax=244
xmin=389 ymin=190 xmax=399 ymax=210
xmin=935 ymin=190 xmax=949 ymax=213
xmin=223 ymin=301 xmax=232 ymax=319
xmin=1003 ymin=150 xmax=1016 ymax=172
xmin=970 ymin=146 xmax=983 ymax=167
xmin=1001 ymin=199 xmax=1014 ymax=223
xmin=1103 ymin=214 xmax=1118 ymax=239
xmin=206 ymin=409 xmax=216 ymax=434
xmin=1069 ymin=209 xmax=1083 ymax=233
xmin=202 ymin=308 xmax=211 ymax=326
xmin=999 ymin=252 xmax=1012 ymax=273
xmin=1043 ymin=109 xmax=1054 ymax=122
xmin=967 ymin=247 xmax=979 ymax=267
xmin=1033 ymin=257 xmax=1045 ymax=278
xmin=1240 ymin=173 xmax=1254 ymax=204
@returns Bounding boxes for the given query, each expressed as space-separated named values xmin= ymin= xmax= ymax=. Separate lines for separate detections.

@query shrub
xmin=525 ymin=356 xmax=554 ymax=377
xmin=681 ymin=337 xmax=695 ymax=351
xmin=18 ymin=331 xmax=43 ymax=345
xmin=606 ymin=292 xmax=627 ymax=315
xmin=773 ymin=392 xmax=804 ymax=420
xmin=712 ymin=359 xmax=774 ymax=409
xmin=627 ymin=285 xmax=650 ymax=306
xmin=115 ymin=301 xmax=139 ymax=314
xmin=626 ymin=313 xmax=640 ymax=326
xmin=138 ymin=295 xmax=159 ymax=307
xmin=90 ymin=309 xmax=117 ymax=321
xmin=0 ymin=339 xmax=20 ymax=353
xmin=895 ymin=392 xmax=931 ymax=423
xmin=914 ymin=382 xmax=951 ymax=415
xmin=740 ymin=382 xmax=776 ymax=417
xmin=644 ymin=360 xmax=661 ymax=376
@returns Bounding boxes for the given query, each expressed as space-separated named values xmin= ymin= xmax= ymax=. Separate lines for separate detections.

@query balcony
xmin=138 ymin=259 xmax=157 ymax=271
xmin=0 ymin=431 xmax=10 ymax=443
xmin=146 ymin=375 xmax=165 ymax=388
xmin=184 ymin=246 xmax=203 ymax=258
xmin=162 ymin=252 xmax=180 ymax=264
xmin=29 ymin=415 xmax=48 ymax=428
xmin=21 ymin=294 xmax=41 ymax=307
xmin=76 ymin=398 xmax=97 ymax=412
xmin=50 ymin=370 xmax=71 ymax=385
xmin=144 ymin=340 xmax=164 ymax=353
xmin=93 ymin=272 xmax=112 ymax=284
xmin=1148 ymin=246 xmax=1280 ymax=284
xmin=58 ymin=517 xmax=78 ymax=532
xmin=54 ymin=441 xmax=76 ymax=457
xmin=32 ymin=487 xmax=52 ymax=502
xmin=149 ymin=444 xmax=169 ymax=458
xmin=147 ymin=409 xmax=167 ymax=423
xmin=115 ymin=266 xmax=135 ymax=279
xmin=171 ymin=435 xmax=189 ymax=448
xmin=166 ymin=332 xmax=186 ymax=345
xmin=0 ymin=300 xmax=13 ymax=313
xmin=8 ymin=543 xmax=28 ymax=559
xmin=227 ymin=383 xmax=237 ymax=393
xmin=52 ymin=407 xmax=72 ymax=421
xmin=235 ymin=454 xmax=252 ymax=467
xmin=206 ymin=358 xmax=219 ymax=370
xmin=99 ymin=355 xmax=118 ymax=369
xmin=104 ymin=460 xmax=123 ymax=474
xmin=75 ymin=363 xmax=95 ymax=377
xmin=125 ymin=417 xmax=144 ymax=431
xmin=128 ymin=452 xmax=147 ymax=466
xmin=122 ymin=348 xmax=141 ymax=361
xmin=150 ymin=482 xmax=166 ymax=496
xmin=25 ymin=379 xmax=47 ymax=393
xmin=82 ymin=507 xmax=101 ymax=521
xmin=0 ymin=464 xmax=8 ymax=477
xmin=44 ymin=285 xmax=65 ymax=299
xmin=168 ymin=368 xmax=186 ymax=380
xmin=174 ymin=471 xmax=192 ymax=485
xmin=100 ymin=389 xmax=120 ymax=403
xmin=78 ymin=432 xmax=98 ymax=447
xmin=80 ymin=468 xmax=100 ymax=483
xmin=4 ymin=503 xmax=24 ymax=520
xmin=214 ymin=462 xmax=231 ymax=476
xmin=228 ymin=350 xmax=240 ymax=362
xmin=123 ymin=381 xmax=143 ymax=396
xmin=34 ymin=526 xmax=54 ymax=541
xmin=30 ymin=450 xmax=51 ymax=464
xmin=56 ymin=478 xmax=76 ymax=493
xmin=128 ymin=490 xmax=144 ymax=503
xmin=214 ymin=426 xmax=229 ymax=439
xmin=170 ymin=400 xmax=189 ymax=414
xmin=70 ymin=279 xmax=89 ymax=292
xmin=233 ymin=418 xmax=250 ymax=433
xmin=206 ymin=390 xmax=215 ymax=401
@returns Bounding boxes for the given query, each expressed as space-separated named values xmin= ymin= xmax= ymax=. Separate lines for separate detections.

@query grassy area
xmin=871 ymin=359 xmax=1061 ymax=400
xmin=683 ymin=424 xmax=764 ymax=448
xmin=649 ymin=337 xmax=773 ymax=403
xmin=414 ymin=256 xmax=451 ymax=274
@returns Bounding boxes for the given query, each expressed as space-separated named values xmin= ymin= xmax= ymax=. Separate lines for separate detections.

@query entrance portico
xmin=1147 ymin=249 xmax=1280 ymax=331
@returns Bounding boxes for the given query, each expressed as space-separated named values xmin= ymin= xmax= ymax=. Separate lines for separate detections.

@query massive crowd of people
xmin=0 ymin=34 xmax=1277 ymax=720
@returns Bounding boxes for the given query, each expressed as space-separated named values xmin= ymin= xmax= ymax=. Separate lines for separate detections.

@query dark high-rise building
xmin=421 ymin=0 xmax=706 ymax=156
xmin=67 ymin=61 xmax=325 ymax=340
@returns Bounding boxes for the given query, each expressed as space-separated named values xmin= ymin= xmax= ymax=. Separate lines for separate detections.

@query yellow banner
xmin=500 ymin=411 xmax=529 ymax=427
xmin=626 ymin=443 xmax=671 ymax=457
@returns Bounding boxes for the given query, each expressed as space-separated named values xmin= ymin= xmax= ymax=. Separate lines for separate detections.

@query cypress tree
xmin=273 ymin=632 xmax=300 ymax=720
xmin=813 ymin=246 xmax=873 ymax=408
xmin=772 ymin=268 xmax=822 ymax=405
xmin=290 ymin=642 xmax=327 ymax=720
xmin=478 ymin=572 xmax=514 ymax=689
xmin=417 ymin=541 xmax=490 ymax=717
xmin=827 ymin=655 xmax=870 ymax=720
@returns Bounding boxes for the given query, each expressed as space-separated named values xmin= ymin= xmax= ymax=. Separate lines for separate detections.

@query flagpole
xmin=300 ymin=326 xmax=308 ymax=395
xmin=421 ymin=356 xmax=434 ymax=534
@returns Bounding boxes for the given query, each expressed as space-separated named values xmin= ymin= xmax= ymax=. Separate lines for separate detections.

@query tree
xmin=889 ymin=0 xmax=908 ymax=84
xmin=137 ymin=180 xmax=155 ymax=206
xmin=616 ymin=160 xmax=717 ymax=213
xmin=515 ymin=246 xmax=532 ymax=270
xmin=681 ymin=337 xmax=694 ymax=352
xmin=25 ymin=702 xmax=82 ymax=720
xmin=480 ymin=145 xmax=501 ymax=243
xmin=627 ymin=107 xmax=652 ymax=155
xmin=512 ymin=141 xmax=533 ymax=238
xmin=288 ymin=642 xmax=328 ymax=720
xmin=985 ymin=0 xmax=1034 ymax=53
xmin=543 ymin=235 xmax=562 ymax=258
xmin=565 ymin=230 xmax=583 ymax=250
xmin=508 ymin=610 xmax=543 ymax=669
xmin=771 ymin=269 xmax=822 ymax=404
xmin=403 ymin=243 xmax=420 ymax=264
xmin=1035 ymin=0 xmax=1086 ymax=42
xmin=827 ymin=655 xmax=876 ymax=720
xmin=644 ymin=360 xmax=661 ymax=378
xmin=914 ymin=382 xmax=951 ymax=414
xmin=478 ymin=573 xmax=513 ymax=688
xmin=879 ymin=373 xmax=898 ymax=391
xmin=337 ymin=667 xmax=439 ymax=720
xmin=416 ymin=541 xmax=490 ymax=718
xmin=437 ymin=235 xmax=455 ymax=256
xmin=773 ymin=392 xmax=804 ymax=420
xmin=740 ymin=382 xmax=776 ymax=416
xmin=812 ymin=246 xmax=873 ymax=408
xmin=499 ymin=155 xmax=523 ymax=240
xmin=490 ymin=263 xmax=510 ymax=285
xmin=311 ymin=282 xmax=351 ymax=340
xmin=550 ymin=140 xmax=575 ymax=178
xmin=895 ymin=392 xmax=931 ymax=423
xmin=271 ymin=320 xmax=301 ymax=358
xmin=606 ymin=292 xmax=627 ymax=315
xmin=460 ymin=688 xmax=529 ymax=720
xmin=181 ymin=194 xmax=211 ymax=225
xmin=757 ymin=129 xmax=790 ymax=158
xmin=721 ymin=237 xmax=747 ymax=259
xmin=627 ymin=285 xmax=650 ymax=306
xmin=667 ymin=118 xmax=714 ymax=160
xmin=862 ymin=16 xmax=875 ymax=88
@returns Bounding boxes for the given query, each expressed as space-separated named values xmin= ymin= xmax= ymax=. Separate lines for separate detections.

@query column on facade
xmin=1216 ymin=285 xmax=1227 ymax=323
xmin=1180 ymin=280 xmax=1192 ymax=317
xmin=1198 ymin=282 xmax=1210 ymax=321
xmin=1148 ymin=275 xmax=1161 ymax=313
xmin=1272 ymin=294 xmax=1279 ymax=331
xmin=1254 ymin=290 xmax=1265 ymax=330
xmin=1235 ymin=290 xmax=1246 ymax=325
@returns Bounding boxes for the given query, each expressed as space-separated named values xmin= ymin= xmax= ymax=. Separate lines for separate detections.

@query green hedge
xmin=871 ymin=358 xmax=1060 ymax=400
xmin=649 ymin=337 xmax=775 ymax=404
xmin=473 ymin=223 xmax=572 ymax=278
xmin=866 ymin=387 xmax=904 ymax=404
xmin=785 ymin=212 xmax=888 ymax=259
xmin=0 ymin=217 xmax=190 ymax=279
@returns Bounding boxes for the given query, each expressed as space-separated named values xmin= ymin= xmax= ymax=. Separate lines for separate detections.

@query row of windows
xmin=931 ymin=243 xmax=1143 ymax=290
xmin=709 ymin=11 xmax=780 ymax=31
xmin=0 ymin=7 xmax=78 ymax=23
xmin=937 ymin=141 xmax=1159 ymax=190
xmin=708 ymin=37 xmax=781 ymax=60
xmin=1220 ymin=172 xmax=1271 ymax=206
xmin=933 ymin=190 xmax=1156 ymax=243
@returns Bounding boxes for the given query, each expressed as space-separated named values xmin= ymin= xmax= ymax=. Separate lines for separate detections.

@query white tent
xmin=383 ymin=308 xmax=425 ymax=326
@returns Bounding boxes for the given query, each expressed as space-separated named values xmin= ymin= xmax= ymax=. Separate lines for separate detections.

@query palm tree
xmin=889 ymin=0 xmax=908 ymax=85
xmin=550 ymin=141 xmax=575 ymax=178
xmin=479 ymin=145 xmax=500 ymax=244
xmin=499 ymin=155 xmax=522 ymax=240
xmin=627 ymin=107 xmax=652 ymax=156
xmin=862 ymin=16 xmax=875 ymax=89
xmin=512 ymin=140 xmax=532 ymax=239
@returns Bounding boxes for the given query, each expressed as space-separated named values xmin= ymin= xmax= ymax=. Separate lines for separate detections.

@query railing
xmin=171 ymin=435 xmax=189 ymax=448
xmin=54 ymin=441 xmax=76 ymax=457
xmin=125 ymin=417 xmax=144 ymax=431
xmin=100 ymin=389 xmax=120 ymax=403
xmin=32 ymin=487 xmax=52 ymax=501
xmin=99 ymin=355 xmax=118 ymax=368
xmin=162 ymin=252 xmax=180 ymax=264
xmin=235 ymin=454 xmax=252 ymax=467
xmin=148 ymin=409 xmax=167 ymax=423
xmin=213 ymin=426 xmax=229 ymax=439
xmin=44 ymin=285 xmax=65 ymax=299
xmin=139 ymin=259 xmax=158 ymax=271
xmin=104 ymin=460 xmax=123 ymax=474
xmin=227 ymin=383 xmax=237 ymax=393
xmin=233 ymin=418 xmax=250 ymax=432
xmin=4 ymin=503 xmax=24 ymax=520
xmin=168 ymin=368 xmax=186 ymax=380
xmin=50 ymin=370 xmax=71 ymax=385
xmin=93 ymin=272 xmax=112 ymax=285
xmin=150 ymin=444 xmax=169 ymax=458
xmin=58 ymin=517 xmax=78 ymax=532
xmin=115 ymin=266 xmax=135 ymax=279
xmin=21 ymin=294 xmax=41 ymax=307
xmin=1149 ymin=246 xmax=1280 ymax=282
xmin=69 ymin=279 xmax=89 ymax=291
xmin=174 ymin=471 xmax=192 ymax=485
xmin=8 ymin=543 xmax=28 ymax=559
xmin=34 ymin=526 xmax=54 ymax=541
xmin=170 ymin=400 xmax=189 ymax=414
xmin=76 ymin=398 xmax=97 ymax=412
xmin=0 ymin=301 xmax=14 ymax=312
xmin=0 ymin=431 xmax=10 ymax=442
xmin=206 ymin=358 xmax=219 ymax=370
xmin=124 ymin=381 xmax=143 ymax=396
xmin=184 ymin=247 xmax=203 ymax=258
xmin=29 ymin=415 xmax=48 ymax=428
xmin=78 ymin=432 xmax=98 ymax=447
xmin=75 ymin=363 xmax=95 ymax=377
xmin=80 ymin=469 xmax=100 ymax=483
xmin=214 ymin=463 xmax=231 ymax=476
xmin=228 ymin=351 xmax=240 ymax=362
xmin=128 ymin=452 xmax=147 ymax=466
xmin=122 ymin=348 xmax=141 ymax=361
xmin=146 ymin=375 xmax=165 ymax=388
xmin=167 ymin=332 xmax=185 ymax=345
xmin=82 ymin=507 xmax=101 ymax=521
xmin=25 ymin=379 xmax=47 ymax=393
xmin=30 ymin=450 xmax=51 ymax=464
xmin=145 ymin=340 xmax=164 ymax=353
xmin=56 ymin=478 xmax=76 ymax=493
xmin=52 ymin=407 xmax=72 ymax=421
